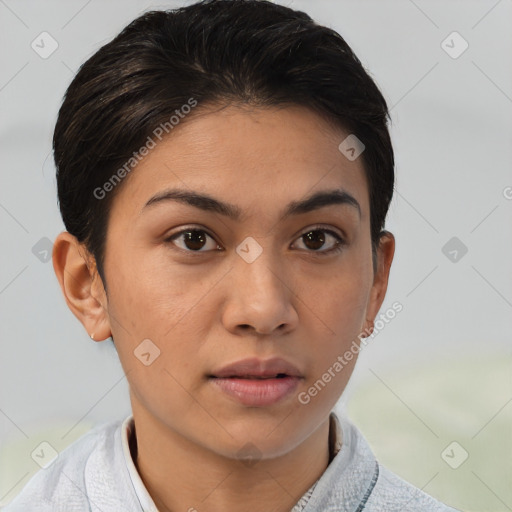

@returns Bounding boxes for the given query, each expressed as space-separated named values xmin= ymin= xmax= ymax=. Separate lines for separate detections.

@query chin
xmin=210 ymin=415 xmax=310 ymax=460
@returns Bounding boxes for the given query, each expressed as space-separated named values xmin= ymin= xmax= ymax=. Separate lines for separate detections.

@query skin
xmin=53 ymin=104 xmax=394 ymax=512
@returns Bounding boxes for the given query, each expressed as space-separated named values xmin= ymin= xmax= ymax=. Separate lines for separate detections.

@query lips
xmin=209 ymin=357 xmax=303 ymax=379
xmin=209 ymin=357 xmax=303 ymax=407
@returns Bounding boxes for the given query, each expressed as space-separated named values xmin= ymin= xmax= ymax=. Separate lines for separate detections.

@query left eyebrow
xmin=141 ymin=187 xmax=361 ymax=221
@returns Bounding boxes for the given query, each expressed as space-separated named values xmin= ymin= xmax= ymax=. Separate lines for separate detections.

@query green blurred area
xmin=0 ymin=422 xmax=93 ymax=507
xmin=347 ymin=353 xmax=512 ymax=512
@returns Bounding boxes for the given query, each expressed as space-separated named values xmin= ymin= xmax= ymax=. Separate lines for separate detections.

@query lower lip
xmin=210 ymin=376 xmax=301 ymax=406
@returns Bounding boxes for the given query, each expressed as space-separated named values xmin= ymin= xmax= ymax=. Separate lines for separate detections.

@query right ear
xmin=52 ymin=231 xmax=111 ymax=341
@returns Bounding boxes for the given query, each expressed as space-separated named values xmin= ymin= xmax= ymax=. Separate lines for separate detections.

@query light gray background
xmin=1 ymin=1 xmax=511 ymax=510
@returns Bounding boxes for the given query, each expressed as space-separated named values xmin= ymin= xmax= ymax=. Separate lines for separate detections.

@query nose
xmin=221 ymin=248 xmax=299 ymax=336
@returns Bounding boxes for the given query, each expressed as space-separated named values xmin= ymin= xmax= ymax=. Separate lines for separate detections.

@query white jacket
xmin=2 ymin=413 xmax=460 ymax=511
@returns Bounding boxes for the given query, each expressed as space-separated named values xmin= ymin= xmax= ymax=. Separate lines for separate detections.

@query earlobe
xmin=360 ymin=318 xmax=375 ymax=338
xmin=52 ymin=231 xmax=111 ymax=341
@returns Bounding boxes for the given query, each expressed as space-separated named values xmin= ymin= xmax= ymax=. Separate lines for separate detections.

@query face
xmin=73 ymin=104 xmax=393 ymax=459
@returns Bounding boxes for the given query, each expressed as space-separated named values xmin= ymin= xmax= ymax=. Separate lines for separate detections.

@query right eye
xmin=165 ymin=228 xmax=221 ymax=253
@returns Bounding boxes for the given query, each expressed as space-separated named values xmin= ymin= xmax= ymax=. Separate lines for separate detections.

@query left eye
xmin=292 ymin=228 xmax=345 ymax=254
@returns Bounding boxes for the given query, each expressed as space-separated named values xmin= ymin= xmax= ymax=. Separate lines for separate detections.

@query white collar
xmin=120 ymin=415 xmax=160 ymax=512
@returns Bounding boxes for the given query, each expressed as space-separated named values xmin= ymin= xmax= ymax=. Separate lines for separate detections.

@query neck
xmin=130 ymin=404 xmax=332 ymax=512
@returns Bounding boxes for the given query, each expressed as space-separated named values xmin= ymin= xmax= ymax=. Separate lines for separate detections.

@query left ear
xmin=362 ymin=230 xmax=395 ymax=335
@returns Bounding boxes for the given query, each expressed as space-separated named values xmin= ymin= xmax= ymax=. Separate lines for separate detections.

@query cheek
xmin=297 ymin=262 xmax=372 ymax=388
xmin=104 ymin=252 xmax=216 ymax=382
xmin=302 ymin=280 xmax=367 ymax=402
xmin=106 ymin=250 xmax=195 ymax=332
xmin=300 ymin=263 xmax=371 ymax=335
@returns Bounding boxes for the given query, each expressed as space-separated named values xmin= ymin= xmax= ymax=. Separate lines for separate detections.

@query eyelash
xmin=164 ymin=225 xmax=347 ymax=257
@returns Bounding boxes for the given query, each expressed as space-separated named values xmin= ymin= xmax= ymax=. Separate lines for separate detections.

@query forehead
xmin=110 ymin=104 xmax=369 ymax=221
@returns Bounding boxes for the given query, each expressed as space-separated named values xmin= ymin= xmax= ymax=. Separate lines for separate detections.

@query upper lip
xmin=210 ymin=357 xmax=303 ymax=378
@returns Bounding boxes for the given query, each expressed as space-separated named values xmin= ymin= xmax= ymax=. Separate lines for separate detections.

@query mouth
xmin=208 ymin=358 xmax=303 ymax=406
xmin=209 ymin=357 xmax=303 ymax=379
xmin=211 ymin=373 xmax=290 ymax=379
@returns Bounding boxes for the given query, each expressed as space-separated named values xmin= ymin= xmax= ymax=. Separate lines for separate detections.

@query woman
xmin=5 ymin=1 xmax=460 ymax=510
